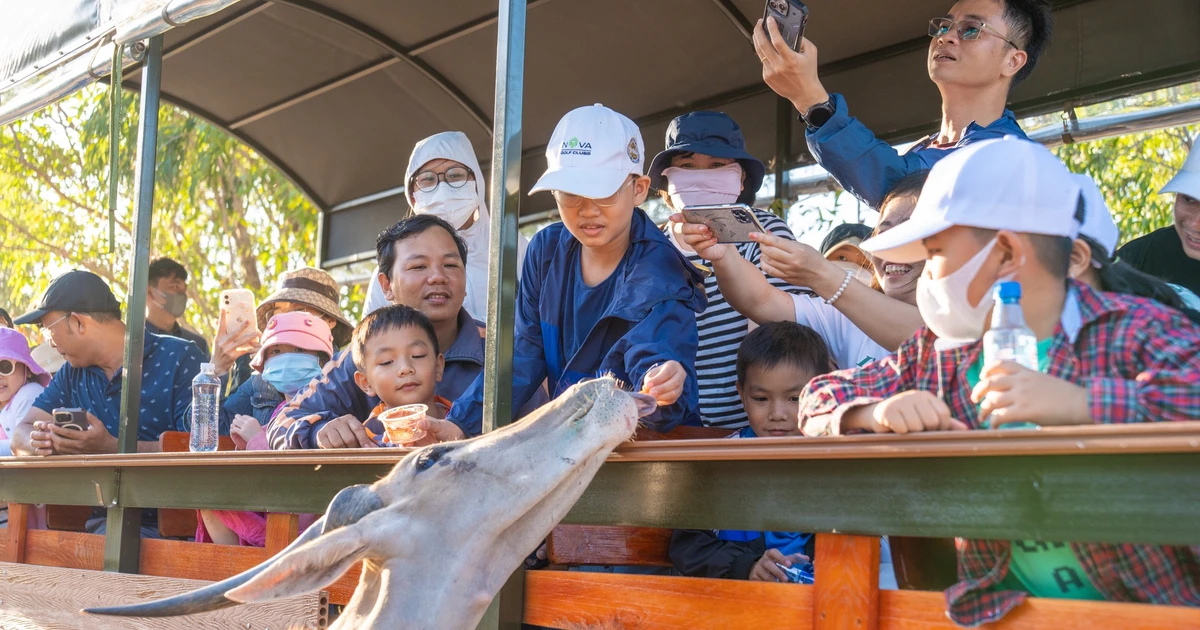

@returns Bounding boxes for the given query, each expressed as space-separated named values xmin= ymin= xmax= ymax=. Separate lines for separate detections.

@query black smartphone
xmin=763 ymin=0 xmax=809 ymax=52
xmin=52 ymin=407 xmax=88 ymax=431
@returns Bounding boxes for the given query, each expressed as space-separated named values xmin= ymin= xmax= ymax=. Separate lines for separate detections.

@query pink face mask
xmin=662 ymin=163 xmax=743 ymax=208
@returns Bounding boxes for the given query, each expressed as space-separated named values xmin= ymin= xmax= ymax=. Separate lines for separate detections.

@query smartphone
xmin=220 ymin=289 xmax=258 ymax=334
xmin=52 ymin=408 xmax=88 ymax=431
xmin=763 ymin=0 xmax=809 ymax=52
xmin=681 ymin=204 xmax=768 ymax=244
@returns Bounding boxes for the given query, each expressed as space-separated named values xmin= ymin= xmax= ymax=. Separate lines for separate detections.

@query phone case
xmin=681 ymin=205 xmax=767 ymax=244
xmin=763 ymin=0 xmax=808 ymax=51
xmin=220 ymin=289 xmax=258 ymax=332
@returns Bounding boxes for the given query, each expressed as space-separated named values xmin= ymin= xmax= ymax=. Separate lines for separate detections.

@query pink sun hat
xmin=250 ymin=311 xmax=334 ymax=372
xmin=0 ymin=328 xmax=50 ymax=386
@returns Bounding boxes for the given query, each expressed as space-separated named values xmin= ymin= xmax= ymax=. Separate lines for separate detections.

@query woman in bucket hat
xmin=214 ymin=267 xmax=353 ymax=393
xmin=197 ymin=310 xmax=333 ymax=547
xmin=0 ymin=327 xmax=50 ymax=457
xmin=651 ymin=111 xmax=804 ymax=430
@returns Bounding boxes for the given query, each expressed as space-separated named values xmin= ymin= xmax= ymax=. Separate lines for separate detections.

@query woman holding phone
xmin=652 ymin=111 xmax=803 ymax=430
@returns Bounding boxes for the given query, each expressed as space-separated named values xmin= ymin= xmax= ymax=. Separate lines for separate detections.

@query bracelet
xmin=824 ymin=270 xmax=854 ymax=306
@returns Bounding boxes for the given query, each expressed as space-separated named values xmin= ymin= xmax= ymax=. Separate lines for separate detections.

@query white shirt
xmin=791 ymin=293 xmax=890 ymax=370
xmin=0 ymin=382 xmax=44 ymax=456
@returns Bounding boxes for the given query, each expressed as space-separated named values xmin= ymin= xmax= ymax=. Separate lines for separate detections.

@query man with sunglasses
xmin=754 ymin=0 xmax=1053 ymax=209
xmin=10 ymin=270 xmax=205 ymax=459
xmin=446 ymin=104 xmax=708 ymax=436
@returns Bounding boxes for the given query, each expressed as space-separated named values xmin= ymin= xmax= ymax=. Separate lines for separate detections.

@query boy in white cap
xmin=797 ymin=137 xmax=1200 ymax=625
xmin=447 ymin=104 xmax=708 ymax=433
xmin=1116 ymin=145 xmax=1200 ymax=295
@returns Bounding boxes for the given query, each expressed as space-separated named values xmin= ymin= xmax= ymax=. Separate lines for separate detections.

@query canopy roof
xmin=4 ymin=0 xmax=1200 ymax=266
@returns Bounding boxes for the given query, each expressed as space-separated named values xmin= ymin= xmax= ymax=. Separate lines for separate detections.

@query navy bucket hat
xmin=649 ymin=111 xmax=766 ymax=206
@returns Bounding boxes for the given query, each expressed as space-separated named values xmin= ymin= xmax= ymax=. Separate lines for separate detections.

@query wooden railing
xmin=2 ymin=422 xmax=1200 ymax=628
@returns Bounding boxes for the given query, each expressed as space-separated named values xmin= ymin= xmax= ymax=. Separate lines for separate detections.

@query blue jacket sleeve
xmin=807 ymin=93 xmax=946 ymax=208
xmin=217 ymin=378 xmax=258 ymax=436
xmin=448 ymin=238 xmax=549 ymax=436
xmin=266 ymin=351 xmax=370 ymax=449
xmin=608 ymin=298 xmax=702 ymax=432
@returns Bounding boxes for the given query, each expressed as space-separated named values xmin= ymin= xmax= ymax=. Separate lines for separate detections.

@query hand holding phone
xmin=52 ymin=408 xmax=88 ymax=431
xmin=763 ymin=0 xmax=808 ymax=52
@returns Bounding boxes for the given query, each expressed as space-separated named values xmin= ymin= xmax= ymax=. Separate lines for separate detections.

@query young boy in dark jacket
xmin=670 ymin=322 xmax=834 ymax=581
xmin=448 ymin=104 xmax=707 ymax=434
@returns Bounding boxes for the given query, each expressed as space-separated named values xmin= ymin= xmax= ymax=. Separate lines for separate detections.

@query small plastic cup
xmin=378 ymin=404 xmax=428 ymax=446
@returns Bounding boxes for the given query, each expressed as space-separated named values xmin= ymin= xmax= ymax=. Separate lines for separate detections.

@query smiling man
xmin=753 ymin=0 xmax=1053 ymax=208
xmin=1117 ymin=146 xmax=1200 ymax=295
xmin=268 ymin=215 xmax=497 ymax=449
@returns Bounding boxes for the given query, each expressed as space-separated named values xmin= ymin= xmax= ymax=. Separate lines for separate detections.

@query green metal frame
xmin=4 ymin=450 xmax=1200 ymax=546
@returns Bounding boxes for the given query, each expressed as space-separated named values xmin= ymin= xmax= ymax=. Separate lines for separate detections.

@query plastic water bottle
xmin=189 ymin=363 xmax=221 ymax=452
xmin=983 ymin=282 xmax=1038 ymax=370
xmin=982 ymin=282 xmax=1038 ymax=430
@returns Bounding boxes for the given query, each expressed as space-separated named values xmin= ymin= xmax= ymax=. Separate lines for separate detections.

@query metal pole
xmin=477 ymin=1 xmax=525 ymax=628
xmin=108 ymin=41 xmax=122 ymax=254
xmin=773 ymin=96 xmax=792 ymax=218
xmin=104 ymin=34 xmax=163 ymax=574
xmin=481 ymin=0 xmax=525 ymax=435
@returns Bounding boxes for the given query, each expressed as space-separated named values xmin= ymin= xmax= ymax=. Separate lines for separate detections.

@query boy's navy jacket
xmin=449 ymin=208 xmax=708 ymax=435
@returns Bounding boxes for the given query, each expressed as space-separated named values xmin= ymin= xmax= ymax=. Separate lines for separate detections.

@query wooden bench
xmin=158 ymin=431 xmax=237 ymax=538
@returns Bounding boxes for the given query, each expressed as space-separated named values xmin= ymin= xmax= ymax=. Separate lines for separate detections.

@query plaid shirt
xmin=799 ymin=281 xmax=1200 ymax=626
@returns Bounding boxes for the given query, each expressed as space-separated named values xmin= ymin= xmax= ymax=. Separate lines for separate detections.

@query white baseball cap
xmin=1074 ymin=174 xmax=1119 ymax=257
xmin=529 ymin=103 xmax=645 ymax=198
xmin=861 ymin=137 xmax=1083 ymax=264
xmin=1163 ymin=145 xmax=1200 ymax=200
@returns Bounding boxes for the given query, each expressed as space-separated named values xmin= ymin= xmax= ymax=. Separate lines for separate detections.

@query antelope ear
xmin=225 ymin=525 xmax=369 ymax=604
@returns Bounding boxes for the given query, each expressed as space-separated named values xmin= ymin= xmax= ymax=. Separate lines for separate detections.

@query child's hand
xmin=641 ymin=361 xmax=686 ymax=407
xmin=316 ymin=415 xmax=378 ymax=449
xmin=749 ymin=549 xmax=808 ymax=582
xmin=848 ymin=391 xmax=969 ymax=434
xmin=672 ymin=214 xmax=733 ymax=262
xmin=407 ymin=417 xmax=467 ymax=446
xmin=229 ymin=414 xmax=261 ymax=450
xmin=972 ymin=361 xmax=1091 ymax=427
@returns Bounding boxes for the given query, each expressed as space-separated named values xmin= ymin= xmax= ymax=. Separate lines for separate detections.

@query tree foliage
xmin=0 ymin=84 xmax=352 ymax=340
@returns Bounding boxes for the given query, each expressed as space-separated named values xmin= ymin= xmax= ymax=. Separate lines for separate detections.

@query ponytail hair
xmin=1083 ymin=235 xmax=1200 ymax=324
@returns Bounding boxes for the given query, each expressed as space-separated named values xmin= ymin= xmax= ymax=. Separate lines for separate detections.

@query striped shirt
xmin=665 ymin=209 xmax=804 ymax=429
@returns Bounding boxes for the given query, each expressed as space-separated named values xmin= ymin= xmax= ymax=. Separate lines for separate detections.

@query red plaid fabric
xmin=799 ymin=281 xmax=1200 ymax=626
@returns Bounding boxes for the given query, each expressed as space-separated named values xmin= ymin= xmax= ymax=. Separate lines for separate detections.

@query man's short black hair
xmin=376 ymin=215 xmax=469 ymax=281
xmin=1002 ymin=0 xmax=1054 ymax=87
xmin=0 ymin=307 xmax=12 ymax=328
xmin=352 ymin=304 xmax=440 ymax=369
xmin=970 ymin=227 xmax=1072 ymax=278
xmin=148 ymin=257 xmax=188 ymax=285
xmin=736 ymin=321 xmax=836 ymax=386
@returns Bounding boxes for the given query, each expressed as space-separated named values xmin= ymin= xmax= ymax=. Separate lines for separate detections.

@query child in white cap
xmin=447 ymin=104 xmax=708 ymax=434
xmin=1116 ymin=145 xmax=1200 ymax=294
xmin=797 ymin=137 xmax=1200 ymax=625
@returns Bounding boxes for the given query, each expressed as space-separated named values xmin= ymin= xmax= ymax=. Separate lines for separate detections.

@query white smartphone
xmin=219 ymin=289 xmax=258 ymax=334
xmin=680 ymin=204 xmax=768 ymax=243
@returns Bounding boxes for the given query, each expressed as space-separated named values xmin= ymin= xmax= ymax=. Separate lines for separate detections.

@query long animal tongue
xmin=630 ymin=392 xmax=658 ymax=417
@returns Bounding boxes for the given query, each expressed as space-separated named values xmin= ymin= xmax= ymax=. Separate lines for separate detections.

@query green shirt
xmin=967 ymin=337 xmax=1105 ymax=601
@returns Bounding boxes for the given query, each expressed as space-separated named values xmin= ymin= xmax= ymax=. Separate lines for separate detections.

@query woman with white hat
xmin=362 ymin=131 xmax=527 ymax=320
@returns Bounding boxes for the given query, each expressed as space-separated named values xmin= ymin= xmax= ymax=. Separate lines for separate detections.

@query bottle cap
xmin=994 ymin=281 xmax=1021 ymax=302
xmin=200 ymin=362 xmax=215 ymax=371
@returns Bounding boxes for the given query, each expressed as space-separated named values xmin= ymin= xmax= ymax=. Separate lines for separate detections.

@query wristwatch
xmin=800 ymin=98 xmax=835 ymax=129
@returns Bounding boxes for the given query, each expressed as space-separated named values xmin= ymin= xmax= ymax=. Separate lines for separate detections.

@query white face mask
xmin=916 ymin=237 xmax=1008 ymax=344
xmin=412 ymin=184 xmax=478 ymax=230
xmin=663 ymin=163 xmax=743 ymax=209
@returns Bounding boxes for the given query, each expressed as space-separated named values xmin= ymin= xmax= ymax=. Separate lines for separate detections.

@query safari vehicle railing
xmin=3 ymin=422 xmax=1200 ymax=628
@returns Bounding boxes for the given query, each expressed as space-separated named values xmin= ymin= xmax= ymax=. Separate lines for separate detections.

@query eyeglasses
xmin=552 ymin=177 xmax=635 ymax=211
xmin=412 ymin=167 xmax=473 ymax=193
xmin=40 ymin=313 xmax=71 ymax=343
xmin=928 ymin=17 xmax=1018 ymax=49
xmin=0 ymin=360 xmax=15 ymax=376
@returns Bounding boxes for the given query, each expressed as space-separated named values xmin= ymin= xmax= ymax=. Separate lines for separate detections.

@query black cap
xmin=819 ymin=223 xmax=873 ymax=256
xmin=14 ymin=270 xmax=122 ymax=326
